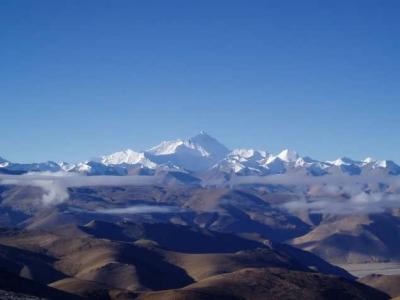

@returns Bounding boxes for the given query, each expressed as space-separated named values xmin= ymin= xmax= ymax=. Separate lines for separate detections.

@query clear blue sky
xmin=1 ymin=1 xmax=400 ymax=163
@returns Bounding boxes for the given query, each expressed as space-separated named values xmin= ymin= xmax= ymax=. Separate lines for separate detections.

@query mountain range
xmin=2 ymin=133 xmax=400 ymax=299
xmin=1 ymin=132 xmax=400 ymax=177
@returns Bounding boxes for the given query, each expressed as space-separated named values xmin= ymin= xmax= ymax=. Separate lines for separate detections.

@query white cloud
xmin=95 ymin=205 xmax=182 ymax=214
xmin=2 ymin=171 xmax=400 ymax=215
xmin=0 ymin=172 xmax=162 ymax=205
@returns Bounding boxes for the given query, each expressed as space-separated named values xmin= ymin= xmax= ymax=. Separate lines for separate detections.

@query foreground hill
xmin=0 ymin=220 xmax=365 ymax=299
xmin=0 ymin=269 xmax=81 ymax=300
xmin=139 ymin=268 xmax=389 ymax=300
xmin=360 ymin=274 xmax=400 ymax=298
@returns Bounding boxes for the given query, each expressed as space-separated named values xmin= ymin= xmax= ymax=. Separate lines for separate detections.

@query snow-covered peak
xmin=260 ymin=156 xmax=286 ymax=174
xmin=329 ymin=157 xmax=360 ymax=166
xmin=0 ymin=162 xmax=10 ymax=168
xmin=148 ymin=132 xmax=229 ymax=159
xmin=144 ymin=132 xmax=230 ymax=172
xmin=376 ymin=160 xmax=388 ymax=168
xmin=360 ymin=158 xmax=398 ymax=170
xmin=295 ymin=156 xmax=316 ymax=167
xmin=0 ymin=156 xmax=9 ymax=168
xmin=277 ymin=149 xmax=299 ymax=162
xmin=261 ymin=155 xmax=282 ymax=165
xmin=229 ymin=149 xmax=267 ymax=160
xmin=375 ymin=160 xmax=399 ymax=169
xmin=73 ymin=161 xmax=92 ymax=173
xmin=0 ymin=161 xmax=62 ymax=173
xmin=361 ymin=159 xmax=400 ymax=175
xmin=101 ymin=149 xmax=157 ymax=169
xmin=102 ymin=149 xmax=144 ymax=164
xmin=69 ymin=160 xmax=127 ymax=175
xmin=148 ymin=139 xmax=187 ymax=155
xmin=188 ymin=131 xmax=230 ymax=158
xmin=363 ymin=157 xmax=376 ymax=164
xmin=59 ymin=162 xmax=74 ymax=172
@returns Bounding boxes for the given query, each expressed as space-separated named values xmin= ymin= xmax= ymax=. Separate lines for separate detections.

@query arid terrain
xmin=0 ymin=182 xmax=398 ymax=299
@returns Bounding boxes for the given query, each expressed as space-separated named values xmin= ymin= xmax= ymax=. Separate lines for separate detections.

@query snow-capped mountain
xmin=146 ymin=131 xmax=230 ymax=172
xmin=362 ymin=159 xmax=400 ymax=175
xmin=101 ymin=149 xmax=157 ymax=169
xmin=1 ymin=132 xmax=400 ymax=179
xmin=277 ymin=149 xmax=299 ymax=163
xmin=148 ymin=131 xmax=228 ymax=157
xmin=0 ymin=160 xmax=61 ymax=174
xmin=68 ymin=161 xmax=127 ymax=176
xmin=212 ymin=149 xmax=268 ymax=175
xmin=326 ymin=157 xmax=362 ymax=175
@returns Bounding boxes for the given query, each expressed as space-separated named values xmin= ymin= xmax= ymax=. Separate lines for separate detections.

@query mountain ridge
xmin=1 ymin=132 xmax=400 ymax=177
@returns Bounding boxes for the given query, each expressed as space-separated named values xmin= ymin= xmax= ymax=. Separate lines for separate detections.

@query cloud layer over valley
xmin=1 ymin=171 xmax=400 ymax=215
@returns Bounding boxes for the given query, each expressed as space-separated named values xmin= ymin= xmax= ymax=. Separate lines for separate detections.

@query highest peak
xmin=189 ymin=132 xmax=230 ymax=156
xmin=190 ymin=131 xmax=219 ymax=142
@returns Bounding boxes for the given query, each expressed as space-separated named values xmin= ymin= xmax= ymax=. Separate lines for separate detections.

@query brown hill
xmin=290 ymin=214 xmax=400 ymax=264
xmin=139 ymin=267 xmax=389 ymax=300
xmin=360 ymin=274 xmax=400 ymax=298
xmin=49 ymin=277 xmax=138 ymax=300
xmin=0 ymin=269 xmax=81 ymax=300
xmin=0 ymin=221 xmax=353 ymax=293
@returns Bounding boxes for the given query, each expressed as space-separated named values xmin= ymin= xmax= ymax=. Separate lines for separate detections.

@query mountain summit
xmin=147 ymin=132 xmax=230 ymax=171
xmin=148 ymin=132 xmax=229 ymax=157
xmin=188 ymin=131 xmax=230 ymax=158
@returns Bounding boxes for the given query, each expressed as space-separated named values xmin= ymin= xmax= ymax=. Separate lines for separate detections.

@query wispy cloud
xmin=231 ymin=173 xmax=400 ymax=214
xmin=0 ymin=172 xmax=162 ymax=205
xmin=94 ymin=205 xmax=183 ymax=214
xmin=2 ymin=171 xmax=400 ymax=215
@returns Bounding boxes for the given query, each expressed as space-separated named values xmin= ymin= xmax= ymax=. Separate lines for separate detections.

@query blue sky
xmin=1 ymin=1 xmax=400 ymax=163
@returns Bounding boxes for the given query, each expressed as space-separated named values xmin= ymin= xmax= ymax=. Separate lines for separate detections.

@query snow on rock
xmin=101 ymin=149 xmax=157 ymax=168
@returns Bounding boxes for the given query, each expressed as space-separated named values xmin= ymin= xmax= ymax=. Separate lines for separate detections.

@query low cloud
xmin=281 ymin=192 xmax=400 ymax=215
xmin=0 ymin=172 xmax=162 ymax=205
xmin=230 ymin=172 xmax=400 ymax=215
xmin=2 ymin=171 xmax=400 ymax=215
xmin=95 ymin=205 xmax=182 ymax=214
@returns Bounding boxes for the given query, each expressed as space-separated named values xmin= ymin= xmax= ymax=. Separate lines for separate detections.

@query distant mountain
xmin=101 ymin=149 xmax=156 ymax=168
xmin=1 ymin=132 xmax=400 ymax=178
xmin=0 ymin=161 xmax=61 ymax=174
xmin=363 ymin=159 xmax=400 ymax=175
